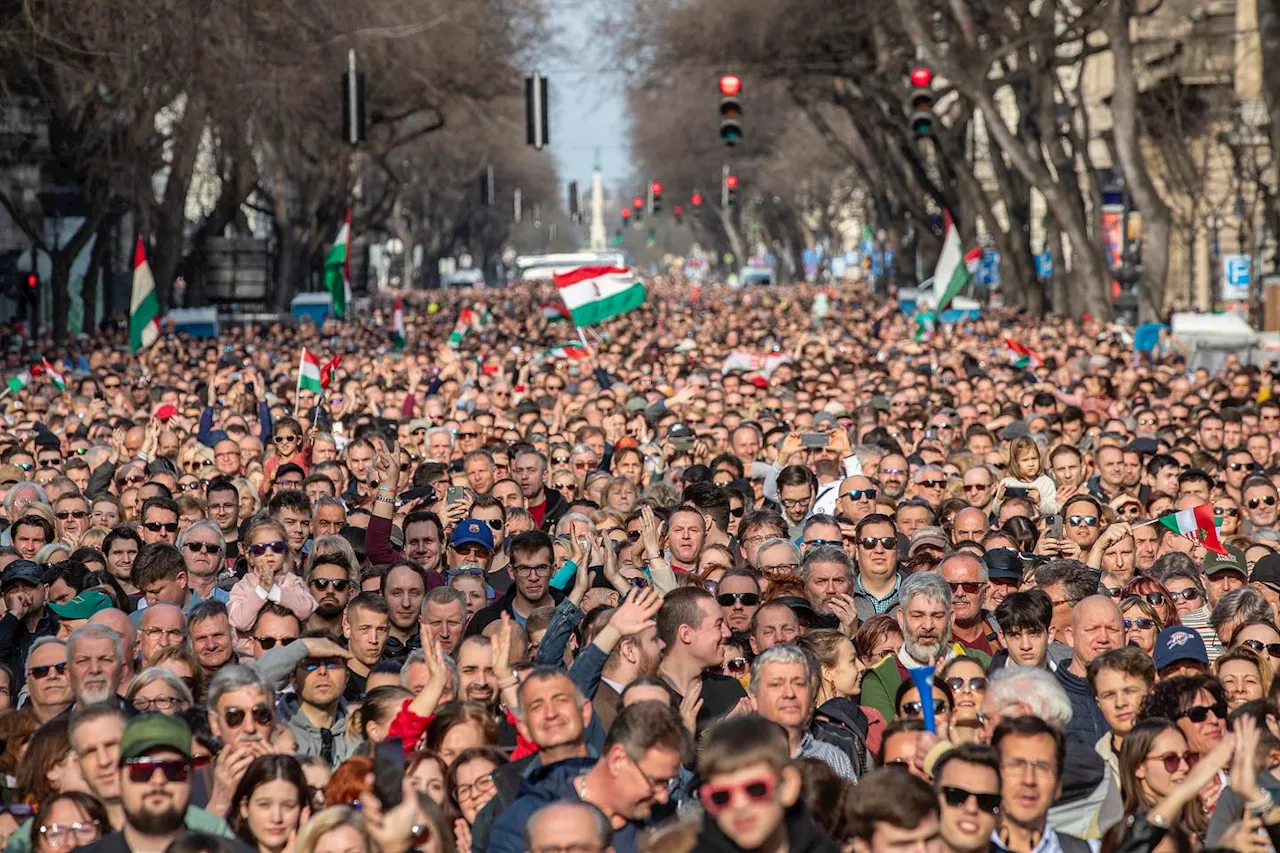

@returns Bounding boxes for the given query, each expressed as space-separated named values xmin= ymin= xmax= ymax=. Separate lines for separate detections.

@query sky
xmin=544 ymin=0 xmax=632 ymax=199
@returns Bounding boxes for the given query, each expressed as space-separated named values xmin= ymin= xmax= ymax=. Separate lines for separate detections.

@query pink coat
xmin=228 ymin=571 xmax=316 ymax=659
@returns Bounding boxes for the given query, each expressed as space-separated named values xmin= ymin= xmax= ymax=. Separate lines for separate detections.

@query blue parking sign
xmin=1222 ymin=254 xmax=1251 ymax=302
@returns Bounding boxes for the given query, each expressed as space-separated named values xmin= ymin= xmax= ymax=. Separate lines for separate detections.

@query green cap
xmin=48 ymin=590 xmax=113 ymax=621
xmin=118 ymin=714 xmax=192 ymax=764
xmin=1204 ymin=544 xmax=1248 ymax=577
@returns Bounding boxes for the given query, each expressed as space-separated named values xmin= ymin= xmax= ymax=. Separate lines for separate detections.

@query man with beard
xmin=774 ymin=465 xmax=817 ymax=540
xmin=879 ymin=453 xmax=910 ymax=501
xmin=861 ymin=573 xmax=990 ymax=722
xmin=187 ymin=600 xmax=234 ymax=679
xmin=467 ymin=531 xmax=562 ymax=636
xmin=305 ymin=554 xmax=355 ymax=636
xmin=940 ymin=553 xmax=999 ymax=656
xmin=67 ymin=623 xmax=127 ymax=712
xmin=342 ymin=592 xmax=389 ymax=701
xmin=456 ymin=635 xmax=499 ymax=711
xmin=594 ymin=599 xmax=666 ymax=730
xmin=76 ymin=714 xmax=199 ymax=853
xmin=799 ymin=546 xmax=858 ymax=635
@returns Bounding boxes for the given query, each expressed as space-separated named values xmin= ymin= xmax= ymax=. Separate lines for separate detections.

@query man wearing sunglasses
xmin=933 ymin=744 xmax=1003 ymax=853
xmin=25 ymin=637 xmax=72 ymax=722
xmin=306 ymin=555 xmax=356 ymax=636
xmin=257 ymin=632 xmax=356 ymax=769
xmin=138 ymin=496 xmax=180 ymax=546
xmin=1242 ymin=477 xmax=1280 ymax=531
xmin=448 ymin=520 xmax=494 ymax=572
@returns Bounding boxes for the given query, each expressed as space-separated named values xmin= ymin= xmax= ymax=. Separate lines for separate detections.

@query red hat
xmin=155 ymin=404 xmax=177 ymax=422
xmin=748 ymin=375 xmax=769 ymax=389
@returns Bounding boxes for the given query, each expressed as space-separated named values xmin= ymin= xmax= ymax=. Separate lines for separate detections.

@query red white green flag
xmin=390 ymin=299 xmax=406 ymax=350
xmin=40 ymin=358 xmax=65 ymax=391
xmin=553 ymin=267 xmax=646 ymax=327
xmin=541 ymin=301 xmax=572 ymax=323
xmin=929 ymin=221 xmax=977 ymax=312
xmin=1005 ymin=338 xmax=1043 ymax=369
xmin=1156 ymin=504 xmax=1226 ymax=555
xmin=543 ymin=343 xmax=589 ymax=360
xmin=448 ymin=307 xmax=474 ymax=348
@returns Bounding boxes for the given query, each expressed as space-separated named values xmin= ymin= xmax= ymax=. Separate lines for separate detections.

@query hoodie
xmin=695 ymin=802 xmax=839 ymax=853
xmin=486 ymin=757 xmax=640 ymax=853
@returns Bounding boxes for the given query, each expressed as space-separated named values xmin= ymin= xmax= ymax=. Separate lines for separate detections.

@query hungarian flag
xmin=543 ymin=343 xmax=589 ymax=360
xmin=1005 ymin=338 xmax=1044 ymax=369
xmin=553 ymin=266 xmax=646 ymax=327
xmin=298 ymin=349 xmax=324 ymax=396
xmin=41 ymin=358 xmax=65 ymax=391
xmin=324 ymin=208 xmax=353 ymax=319
xmin=5 ymin=369 xmax=31 ymax=394
xmin=390 ymin=299 xmax=406 ymax=350
xmin=448 ymin=307 xmax=474 ymax=348
xmin=1156 ymin=504 xmax=1226 ymax=555
xmin=541 ymin=301 xmax=572 ymax=323
xmin=319 ymin=355 xmax=342 ymax=389
xmin=130 ymin=238 xmax=160 ymax=354
xmin=929 ymin=220 xmax=976 ymax=312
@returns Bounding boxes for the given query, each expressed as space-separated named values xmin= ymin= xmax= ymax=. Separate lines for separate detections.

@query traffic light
xmin=723 ymin=173 xmax=739 ymax=207
xmin=620 ymin=207 xmax=631 ymax=222
xmin=719 ymin=75 xmax=743 ymax=146
xmin=632 ymin=195 xmax=645 ymax=223
xmin=690 ymin=192 xmax=704 ymax=207
xmin=650 ymin=181 xmax=663 ymax=215
xmin=525 ymin=72 xmax=549 ymax=150
xmin=24 ymin=273 xmax=36 ymax=304
xmin=908 ymin=65 xmax=935 ymax=138
xmin=568 ymin=181 xmax=580 ymax=222
xmin=673 ymin=204 xmax=684 ymax=225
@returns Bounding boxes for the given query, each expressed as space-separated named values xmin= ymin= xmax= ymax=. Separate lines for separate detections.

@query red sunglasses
xmin=700 ymin=775 xmax=775 ymax=814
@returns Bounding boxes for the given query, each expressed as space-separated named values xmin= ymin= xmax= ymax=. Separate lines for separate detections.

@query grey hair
xmin=555 ymin=512 xmax=597 ymax=536
xmin=307 ymin=535 xmax=359 ymax=581
xmin=34 ymin=543 xmax=70 ymax=565
xmin=1211 ymin=587 xmax=1274 ymax=638
xmin=984 ymin=666 xmax=1074 ymax=727
xmin=852 ymin=445 xmax=886 ymax=468
xmin=424 ymin=426 xmax=453 ymax=447
xmin=801 ymin=513 xmax=841 ymax=536
xmin=312 ymin=495 xmax=347 ymax=519
xmin=939 ymin=551 xmax=988 ymax=582
xmin=422 ymin=586 xmax=466 ymax=615
xmin=570 ymin=443 xmax=599 ymax=462
xmin=3 ymin=482 xmax=48 ymax=512
xmin=748 ymin=643 xmax=815 ymax=695
xmin=176 ymin=520 xmax=225 ymax=556
xmin=899 ymin=571 xmax=952 ymax=612
xmin=523 ymin=801 xmax=612 ymax=852
xmin=757 ymin=537 xmax=802 ymax=565
xmin=207 ymin=663 xmax=270 ymax=711
xmin=67 ymin=623 xmax=126 ymax=667
xmin=516 ymin=666 xmax=586 ymax=720
xmin=125 ymin=667 xmax=195 ymax=707
xmin=26 ymin=636 xmax=67 ymax=671
xmin=400 ymin=649 xmax=459 ymax=697
xmin=800 ymin=545 xmax=853 ymax=586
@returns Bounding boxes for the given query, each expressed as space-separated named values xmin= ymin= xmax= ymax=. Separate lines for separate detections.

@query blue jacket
xmin=487 ymin=757 xmax=638 ymax=853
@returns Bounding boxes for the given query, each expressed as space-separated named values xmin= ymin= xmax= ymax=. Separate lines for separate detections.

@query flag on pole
xmin=390 ymin=299 xmax=406 ymax=350
xmin=552 ymin=267 xmax=646 ymax=327
xmin=1156 ymin=504 xmax=1226 ymax=555
xmin=5 ymin=369 xmax=30 ymax=394
xmin=543 ymin=343 xmax=590 ymax=360
xmin=130 ymin=238 xmax=160 ymax=354
xmin=929 ymin=220 xmax=973 ymax=313
xmin=324 ymin=208 xmax=353 ymax=319
xmin=1005 ymin=338 xmax=1044 ymax=369
xmin=40 ymin=358 xmax=65 ymax=391
xmin=541 ymin=301 xmax=572 ymax=323
xmin=448 ymin=307 xmax=474 ymax=348
xmin=298 ymin=349 xmax=324 ymax=396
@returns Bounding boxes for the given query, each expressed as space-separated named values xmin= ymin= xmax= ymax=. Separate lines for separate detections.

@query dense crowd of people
xmin=0 ymin=280 xmax=1279 ymax=853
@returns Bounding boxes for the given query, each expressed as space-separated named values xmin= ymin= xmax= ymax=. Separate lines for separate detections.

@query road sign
xmin=1035 ymin=251 xmax=1052 ymax=279
xmin=1222 ymin=254 xmax=1251 ymax=302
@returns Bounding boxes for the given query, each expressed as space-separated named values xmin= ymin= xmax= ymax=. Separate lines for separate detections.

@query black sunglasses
xmin=717 ymin=592 xmax=760 ymax=607
xmin=29 ymin=662 xmax=67 ymax=679
xmin=1178 ymin=702 xmax=1227 ymax=724
xmin=143 ymin=521 xmax=179 ymax=533
xmin=223 ymin=704 xmax=274 ymax=727
xmin=309 ymin=578 xmax=352 ymax=592
xmin=253 ymin=636 xmax=296 ymax=650
xmin=1240 ymin=639 xmax=1280 ymax=657
xmin=941 ymin=785 xmax=1001 ymax=815
xmin=184 ymin=542 xmax=220 ymax=555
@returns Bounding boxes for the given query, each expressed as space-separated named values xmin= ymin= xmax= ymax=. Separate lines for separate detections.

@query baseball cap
xmin=118 ymin=714 xmax=193 ymax=763
xmin=449 ymin=519 xmax=494 ymax=552
xmin=1251 ymin=554 xmax=1280 ymax=590
xmin=0 ymin=465 xmax=24 ymax=486
xmin=909 ymin=527 xmax=950 ymax=557
xmin=982 ymin=548 xmax=1024 ymax=583
xmin=773 ymin=596 xmax=817 ymax=625
xmin=407 ymin=418 xmax=432 ymax=433
xmin=48 ymin=590 xmax=114 ymax=621
xmin=1153 ymin=626 xmax=1209 ymax=670
xmin=667 ymin=423 xmax=695 ymax=441
xmin=0 ymin=560 xmax=42 ymax=591
xmin=1204 ymin=544 xmax=1248 ymax=577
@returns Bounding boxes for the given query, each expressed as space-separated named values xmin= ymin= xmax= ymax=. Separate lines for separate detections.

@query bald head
xmin=90 ymin=608 xmax=137 ymax=653
xmin=524 ymin=802 xmax=612 ymax=853
xmin=1065 ymin=594 xmax=1124 ymax=670
xmin=950 ymin=508 xmax=989 ymax=544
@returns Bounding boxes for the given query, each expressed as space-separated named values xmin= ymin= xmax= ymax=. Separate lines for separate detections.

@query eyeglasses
xmin=843 ymin=489 xmax=877 ymax=501
xmin=627 ymin=576 xmax=650 ymax=589
xmin=701 ymin=775 xmax=776 ymax=814
xmin=513 ymin=563 xmax=553 ymax=577
xmin=761 ymin=562 xmax=799 ymax=576
xmin=944 ymin=676 xmax=987 ymax=693
xmin=551 ymin=456 xmax=570 ymax=464
xmin=941 ymin=785 xmax=1001 ymax=815
xmin=1240 ymin=639 xmax=1280 ymax=657
xmin=29 ymin=662 xmax=67 ymax=679
xmin=948 ymin=581 xmax=984 ymax=595
xmin=917 ymin=480 xmax=947 ymax=489
xmin=302 ymin=658 xmax=345 ymax=673
xmin=133 ymin=696 xmax=185 ymax=712
xmin=1126 ymin=592 xmax=1168 ymax=608
xmin=247 ymin=540 xmax=287 ymax=558
xmin=625 ymin=751 xmax=674 ymax=795
xmin=1178 ymin=702 xmax=1227 ymax=724
xmin=717 ymin=592 xmax=760 ymax=607
xmin=1148 ymin=751 xmax=1198 ymax=774
xmin=458 ymin=431 xmax=480 ymax=440
xmin=1067 ymin=515 xmax=1099 ymax=527
xmin=253 ymin=635 xmax=297 ymax=650
xmin=482 ymin=517 xmax=503 ymax=530
xmin=55 ymin=510 xmax=88 ymax=520
xmin=184 ymin=542 xmax=221 ymax=555
xmin=1100 ymin=586 xmax=1122 ymax=598
xmin=1249 ymin=496 xmax=1278 ymax=508
xmin=1124 ymin=618 xmax=1156 ymax=631
xmin=1000 ymin=757 xmax=1057 ymax=777
xmin=223 ymin=704 xmax=274 ymax=727
xmin=1168 ymin=588 xmax=1202 ymax=603
xmin=900 ymin=698 xmax=947 ymax=717
xmin=804 ymin=539 xmax=842 ymax=549
xmin=962 ymin=484 xmax=990 ymax=493
xmin=723 ymin=657 xmax=748 ymax=676
xmin=273 ymin=434 xmax=299 ymax=444
xmin=729 ymin=506 xmax=745 ymax=518
xmin=124 ymin=758 xmax=191 ymax=783
xmin=143 ymin=521 xmax=180 ymax=533
xmin=141 ymin=627 xmax=185 ymax=643
xmin=37 ymin=820 xmax=101 ymax=847
xmin=858 ymin=536 xmax=896 ymax=551
xmin=1229 ymin=462 xmax=1257 ymax=472
xmin=310 ymin=578 xmax=351 ymax=592
xmin=455 ymin=773 xmax=496 ymax=801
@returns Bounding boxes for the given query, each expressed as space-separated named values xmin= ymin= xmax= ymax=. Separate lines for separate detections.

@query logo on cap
xmin=468 ymin=523 xmax=480 ymax=533
xmin=1167 ymin=631 xmax=1191 ymax=649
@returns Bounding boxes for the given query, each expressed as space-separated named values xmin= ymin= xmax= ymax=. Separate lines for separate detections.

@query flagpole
xmin=575 ymin=325 xmax=595 ymax=359
xmin=294 ymin=349 xmax=304 ymax=416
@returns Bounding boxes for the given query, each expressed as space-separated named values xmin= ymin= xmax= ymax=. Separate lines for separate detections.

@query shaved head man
xmin=1059 ymin=594 xmax=1123 ymax=746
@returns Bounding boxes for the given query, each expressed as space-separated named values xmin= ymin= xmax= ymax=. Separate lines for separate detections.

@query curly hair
xmin=1139 ymin=675 xmax=1226 ymax=723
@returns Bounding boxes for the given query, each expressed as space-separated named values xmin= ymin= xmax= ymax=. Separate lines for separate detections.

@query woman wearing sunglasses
xmin=940 ymin=657 xmax=986 ymax=743
xmin=1214 ymin=648 xmax=1270 ymax=712
xmin=1121 ymin=595 xmax=1164 ymax=656
xmin=31 ymin=792 xmax=107 ymax=853
xmin=1118 ymin=717 xmax=1200 ymax=842
xmin=1122 ymin=577 xmax=1181 ymax=629
xmin=1230 ymin=620 xmax=1280 ymax=672
xmin=228 ymin=518 xmax=316 ymax=658
xmin=893 ymin=678 xmax=955 ymax=737
xmin=229 ymin=755 xmax=310 ymax=853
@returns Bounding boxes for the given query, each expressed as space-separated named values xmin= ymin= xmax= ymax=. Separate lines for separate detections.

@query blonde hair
xmin=1214 ymin=646 xmax=1273 ymax=697
xmin=294 ymin=807 xmax=373 ymax=853
xmin=1006 ymin=436 xmax=1043 ymax=481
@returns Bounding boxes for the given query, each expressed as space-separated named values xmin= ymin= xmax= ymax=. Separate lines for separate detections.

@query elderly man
xmin=800 ymin=545 xmax=858 ymax=633
xmin=524 ymin=802 xmax=613 ymax=853
xmin=138 ymin=604 xmax=186 ymax=668
xmin=1056 ymin=595 xmax=1124 ymax=746
xmin=861 ymin=572 xmax=991 ymax=722
xmin=25 ymin=636 xmax=73 ymax=721
xmin=940 ymin=553 xmax=998 ymax=656
xmin=67 ymin=623 xmax=128 ymax=712
xmin=176 ymin=521 xmax=229 ymax=604
xmin=750 ymin=643 xmax=856 ymax=780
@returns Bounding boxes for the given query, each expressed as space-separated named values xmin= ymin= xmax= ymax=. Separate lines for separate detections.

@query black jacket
xmin=536 ymin=487 xmax=570 ymax=531
xmin=696 ymin=802 xmax=839 ymax=853
xmin=465 ymin=583 xmax=565 ymax=637
xmin=1 ymin=609 xmax=57 ymax=692
xmin=1055 ymin=665 xmax=1109 ymax=746
xmin=814 ymin=696 xmax=871 ymax=776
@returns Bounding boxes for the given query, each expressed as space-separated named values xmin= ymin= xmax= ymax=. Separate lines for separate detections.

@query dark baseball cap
xmin=982 ymin=548 xmax=1024 ymax=583
xmin=667 ymin=423 xmax=695 ymax=441
xmin=118 ymin=714 xmax=193 ymax=763
xmin=0 ymin=560 xmax=42 ymax=590
xmin=1251 ymin=554 xmax=1280 ymax=590
xmin=1204 ymin=544 xmax=1248 ymax=577
xmin=1153 ymin=626 xmax=1209 ymax=670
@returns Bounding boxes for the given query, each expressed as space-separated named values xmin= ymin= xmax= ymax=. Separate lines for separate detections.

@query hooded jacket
xmin=486 ymin=757 xmax=640 ymax=853
xmin=695 ymin=802 xmax=840 ymax=853
xmin=277 ymin=690 xmax=356 ymax=769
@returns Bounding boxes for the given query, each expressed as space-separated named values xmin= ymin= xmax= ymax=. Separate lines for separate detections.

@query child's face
xmin=1016 ymin=447 xmax=1040 ymax=475
xmin=701 ymin=762 xmax=798 ymax=849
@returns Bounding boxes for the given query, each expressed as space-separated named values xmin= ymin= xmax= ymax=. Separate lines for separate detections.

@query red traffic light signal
xmin=621 ymin=208 xmax=631 ymax=219
xmin=25 ymin=273 xmax=36 ymax=290
xmin=909 ymin=66 xmax=933 ymax=88
xmin=632 ymin=196 xmax=644 ymax=209
xmin=673 ymin=204 xmax=684 ymax=215
xmin=690 ymin=192 xmax=704 ymax=207
xmin=718 ymin=74 xmax=742 ymax=97
xmin=651 ymin=181 xmax=663 ymax=195
xmin=724 ymin=175 xmax=739 ymax=189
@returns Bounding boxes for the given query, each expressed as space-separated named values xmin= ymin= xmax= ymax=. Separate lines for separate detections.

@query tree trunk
xmin=151 ymin=97 xmax=207 ymax=308
xmin=1260 ymin=0 xmax=1280 ymax=168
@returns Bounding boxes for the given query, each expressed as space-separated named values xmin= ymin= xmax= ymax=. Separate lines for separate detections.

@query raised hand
xmin=609 ymin=586 xmax=662 ymax=636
